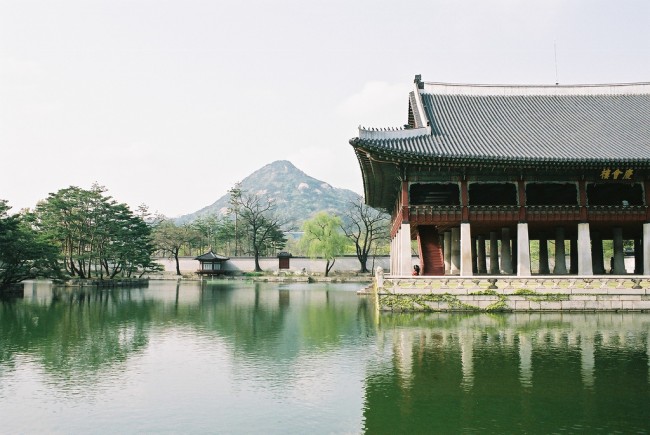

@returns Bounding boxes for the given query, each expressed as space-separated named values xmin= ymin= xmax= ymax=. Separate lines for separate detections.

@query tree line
xmin=155 ymin=183 xmax=390 ymax=276
xmin=1 ymin=183 xmax=390 ymax=291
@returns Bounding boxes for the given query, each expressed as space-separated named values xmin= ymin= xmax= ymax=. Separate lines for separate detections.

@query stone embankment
xmin=64 ymin=278 xmax=149 ymax=288
xmin=147 ymin=270 xmax=373 ymax=284
xmin=370 ymin=270 xmax=650 ymax=312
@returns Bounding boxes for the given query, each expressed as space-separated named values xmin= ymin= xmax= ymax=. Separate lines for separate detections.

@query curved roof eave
xmin=357 ymin=141 xmax=650 ymax=169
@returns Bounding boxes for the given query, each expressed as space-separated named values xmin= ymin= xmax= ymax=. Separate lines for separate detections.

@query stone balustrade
xmin=371 ymin=269 xmax=650 ymax=312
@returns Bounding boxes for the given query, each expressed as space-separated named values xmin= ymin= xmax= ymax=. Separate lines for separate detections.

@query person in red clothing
xmin=412 ymin=265 xmax=420 ymax=276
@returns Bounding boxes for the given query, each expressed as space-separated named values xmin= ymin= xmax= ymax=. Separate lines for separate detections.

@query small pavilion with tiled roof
xmin=350 ymin=75 xmax=650 ymax=277
xmin=195 ymin=250 xmax=230 ymax=276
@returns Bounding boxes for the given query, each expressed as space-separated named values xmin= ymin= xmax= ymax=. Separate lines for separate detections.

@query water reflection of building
xmin=381 ymin=313 xmax=650 ymax=392
xmin=368 ymin=313 xmax=650 ymax=433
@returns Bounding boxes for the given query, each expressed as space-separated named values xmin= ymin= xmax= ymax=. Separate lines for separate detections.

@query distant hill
xmin=175 ymin=160 xmax=363 ymax=229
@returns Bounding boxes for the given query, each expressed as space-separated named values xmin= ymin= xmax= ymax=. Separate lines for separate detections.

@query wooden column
xmin=518 ymin=179 xmax=526 ymax=222
xmin=579 ymin=180 xmax=588 ymax=222
xmin=461 ymin=178 xmax=469 ymax=222
xmin=401 ymin=180 xmax=409 ymax=223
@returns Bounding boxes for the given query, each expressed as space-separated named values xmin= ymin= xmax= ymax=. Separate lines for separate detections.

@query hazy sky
xmin=2 ymin=0 xmax=649 ymax=217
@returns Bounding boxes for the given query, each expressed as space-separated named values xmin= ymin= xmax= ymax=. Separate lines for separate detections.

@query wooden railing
xmin=526 ymin=205 xmax=581 ymax=221
xmin=587 ymin=205 xmax=647 ymax=221
xmin=405 ymin=204 xmax=648 ymax=225
xmin=409 ymin=205 xmax=462 ymax=223
xmin=468 ymin=205 xmax=519 ymax=221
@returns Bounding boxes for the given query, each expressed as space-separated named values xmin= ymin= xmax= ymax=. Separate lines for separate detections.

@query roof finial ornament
xmin=414 ymin=74 xmax=424 ymax=89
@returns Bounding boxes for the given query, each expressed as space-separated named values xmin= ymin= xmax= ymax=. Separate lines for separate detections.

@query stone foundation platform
xmin=371 ymin=273 xmax=650 ymax=312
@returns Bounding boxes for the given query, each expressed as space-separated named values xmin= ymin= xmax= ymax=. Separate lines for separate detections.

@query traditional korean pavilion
xmin=350 ymin=75 xmax=650 ymax=277
xmin=195 ymin=250 xmax=229 ymax=276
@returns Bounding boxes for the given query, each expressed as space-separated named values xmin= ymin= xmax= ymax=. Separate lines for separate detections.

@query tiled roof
xmin=195 ymin=251 xmax=229 ymax=261
xmin=352 ymin=82 xmax=650 ymax=167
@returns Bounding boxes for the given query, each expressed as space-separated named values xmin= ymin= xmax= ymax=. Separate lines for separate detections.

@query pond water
xmin=1 ymin=280 xmax=649 ymax=434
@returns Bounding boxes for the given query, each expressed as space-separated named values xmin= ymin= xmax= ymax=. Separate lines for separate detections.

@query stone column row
xmin=423 ymin=222 xmax=650 ymax=277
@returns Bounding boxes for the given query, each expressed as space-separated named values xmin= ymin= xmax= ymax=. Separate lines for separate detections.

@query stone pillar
xmin=444 ymin=231 xmax=452 ymax=274
xmin=517 ymin=223 xmax=531 ymax=276
xmin=538 ymin=233 xmax=550 ymax=274
xmin=477 ymin=235 xmax=487 ymax=274
xmin=399 ymin=223 xmax=412 ymax=276
xmin=570 ymin=237 xmax=578 ymax=274
xmin=390 ymin=235 xmax=396 ymax=275
xmin=390 ymin=229 xmax=399 ymax=275
xmin=591 ymin=231 xmax=605 ymax=274
xmin=512 ymin=236 xmax=518 ymax=272
xmin=553 ymin=227 xmax=568 ymax=274
xmin=439 ymin=234 xmax=445 ymax=272
xmin=612 ymin=227 xmax=626 ymax=275
xmin=471 ymin=237 xmax=478 ymax=274
xmin=390 ymin=226 xmax=404 ymax=275
xmin=394 ymin=228 xmax=401 ymax=275
xmin=634 ymin=238 xmax=643 ymax=274
xmin=489 ymin=231 xmax=500 ymax=274
xmin=577 ymin=223 xmax=593 ymax=276
xmin=644 ymin=224 xmax=650 ymax=275
xmin=460 ymin=223 xmax=473 ymax=277
xmin=451 ymin=227 xmax=461 ymax=274
xmin=500 ymin=227 xmax=513 ymax=274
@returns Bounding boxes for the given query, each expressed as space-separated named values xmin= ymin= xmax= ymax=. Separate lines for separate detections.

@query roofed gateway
xmin=350 ymin=75 xmax=650 ymax=277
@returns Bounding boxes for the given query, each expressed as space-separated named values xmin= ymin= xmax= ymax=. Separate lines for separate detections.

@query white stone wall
xmin=157 ymin=255 xmax=635 ymax=276
xmin=157 ymin=256 xmax=391 ymax=275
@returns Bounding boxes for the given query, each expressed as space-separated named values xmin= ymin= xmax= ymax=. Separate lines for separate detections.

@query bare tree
xmin=341 ymin=200 xmax=390 ymax=273
xmin=233 ymin=190 xmax=288 ymax=272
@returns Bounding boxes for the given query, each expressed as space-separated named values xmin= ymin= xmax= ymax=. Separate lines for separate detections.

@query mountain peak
xmin=176 ymin=161 xmax=361 ymax=228
xmin=266 ymin=160 xmax=299 ymax=170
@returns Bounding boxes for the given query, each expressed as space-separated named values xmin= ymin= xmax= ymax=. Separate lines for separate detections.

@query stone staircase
xmin=417 ymin=226 xmax=445 ymax=275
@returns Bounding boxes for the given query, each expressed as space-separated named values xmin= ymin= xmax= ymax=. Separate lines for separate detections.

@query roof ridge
xmin=420 ymin=81 xmax=650 ymax=96
xmin=358 ymin=125 xmax=431 ymax=140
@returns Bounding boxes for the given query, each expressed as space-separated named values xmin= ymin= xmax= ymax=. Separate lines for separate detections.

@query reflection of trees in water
xmin=0 ymin=288 xmax=155 ymax=384
xmin=1 ymin=282 xmax=375 ymax=378
xmin=191 ymin=283 xmax=374 ymax=359
xmin=194 ymin=282 xmax=377 ymax=390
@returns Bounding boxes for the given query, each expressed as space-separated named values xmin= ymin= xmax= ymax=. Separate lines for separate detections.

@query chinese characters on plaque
xmin=600 ymin=168 xmax=634 ymax=180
